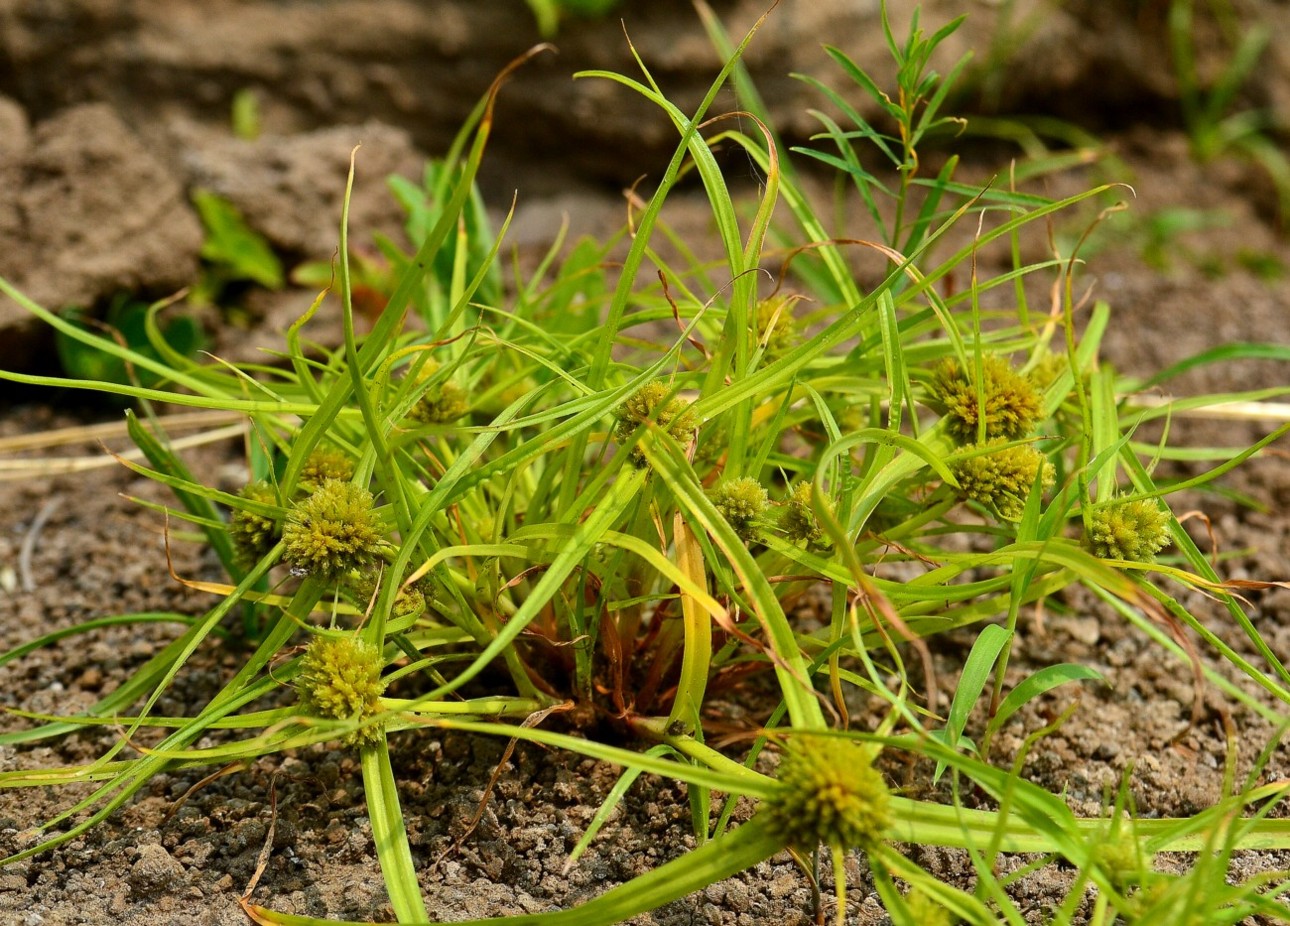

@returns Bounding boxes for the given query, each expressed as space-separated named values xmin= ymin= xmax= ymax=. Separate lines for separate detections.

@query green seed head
xmin=902 ymin=889 xmax=955 ymax=926
xmin=756 ymin=296 xmax=799 ymax=358
xmin=709 ymin=477 xmax=768 ymax=542
xmin=410 ymin=379 xmax=470 ymax=424
xmin=614 ymin=381 xmax=700 ymax=464
xmin=297 ymin=636 xmax=386 ymax=747
xmin=782 ymin=481 xmax=826 ymax=546
xmin=1084 ymin=497 xmax=1172 ymax=563
xmin=950 ymin=440 xmax=1053 ymax=521
xmin=229 ymin=482 xmax=281 ymax=566
xmin=298 ymin=446 xmax=355 ymax=495
xmin=283 ymin=480 xmax=386 ymax=580
xmin=1027 ymin=350 xmax=1068 ymax=392
xmin=931 ymin=355 xmax=1043 ymax=444
xmin=1096 ymin=823 xmax=1152 ymax=890
xmin=346 ymin=572 xmax=427 ymax=620
xmin=763 ymin=736 xmax=892 ymax=853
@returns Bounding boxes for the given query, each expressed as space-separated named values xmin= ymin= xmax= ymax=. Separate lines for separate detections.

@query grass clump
xmin=1 ymin=3 xmax=1289 ymax=925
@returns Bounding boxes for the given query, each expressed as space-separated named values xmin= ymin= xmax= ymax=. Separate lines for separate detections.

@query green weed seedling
xmin=526 ymin=0 xmax=622 ymax=38
xmin=55 ymin=292 xmax=204 ymax=394
xmin=1169 ymin=0 xmax=1290 ymax=226
xmin=190 ymin=187 xmax=285 ymax=306
xmin=2 ymin=4 xmax=1290 ymax=926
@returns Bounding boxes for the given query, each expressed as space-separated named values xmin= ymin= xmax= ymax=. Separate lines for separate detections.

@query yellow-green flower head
xmin=297 ymin=636 xmax=386 ymax=747
xmin=782 ymin=481 xmax=826 ymax=546
xmin=1095 ymin=823 xmax=1153 ymax=890
xmin=410 ymin=380 xmax=469 ymax=424
xmin=1027 ymin=350 xmax=1068 ymax=392
xmin=298 ymin=446 xmax=355 ymax=495
xmin=763 ymin=736 xmax=892 ymax=853
xmin=283 ymin=479 xmax=386 ymax=580
xmin=229 ymin=481 xmax=281 ymax=566
xmin=709 ymin=477 xmax=769 ymax=542
xmin=614 ymin=381 xmax=699 ymax=464
xmin=1084 ymin=497 xmax=1172 ymax=562
xmin=756 ymin=296 xmax=799 ymax=359
xmin=903 ymin=889 xmax=955 ymax=926
xmin=346 ymin=571 xmax=427 ymax=620
xmin=931 ymin=355 xmax=1043 ymax=444
xmin=950 ymin=440 xmax=1053 ymax=520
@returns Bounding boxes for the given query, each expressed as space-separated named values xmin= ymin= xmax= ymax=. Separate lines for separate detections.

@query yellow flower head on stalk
xmin=950 ymin=440 xmax=1053 ymax=520
xmin=1084 ymin=497 xmax=1172 ymax=562
xmin=613 ymin=380 xmax=700 ymax=465
xmin=283 ymin=480 xmax=386 ymax=580
xmin=229 ymin=481 xmax=280 ymax=566
xmin=763 ymin=736 xmax=892 ymax=853
xmin=931 ymin=355 xmax=1043 ymax=443
xmin=297 ymin=636 xmax=386 ymax=747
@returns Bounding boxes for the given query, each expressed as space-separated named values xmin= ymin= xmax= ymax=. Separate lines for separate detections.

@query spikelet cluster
xmin=298 ymin=446 xmax=355 ymax=495
xmin=1084 ymin=497 xmax=1172 ymax=562
xmin=781 ymin=481 xmax=826 ymax=545
xmin=931 ymin=355 xmax=1042 ymax=444
xmin=756 ymin=296 xmax=799 ymax=358
xmin=297 ymin=636 xmax=386 ymax=747
xmin=229 ymin=482 xmax=281 ymax=566
xmin=283 ymin=480 xmax=386 ymax=580
xmin=950 ymin=441 xmax=1053 ymax=520
xmin=762 ymin=736 xmax=892 ymax=853
xmin=346 ymin=572 xmax=427 ymax=620
xmin=410 ymin=380 xmax=470 ymax=424
xmin=708 ymin=477 xmax=768 ymax=542
xmin=614 ymin=381 xmax=699 ymax=464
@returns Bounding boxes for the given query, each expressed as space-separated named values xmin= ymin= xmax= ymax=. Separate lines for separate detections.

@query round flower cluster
xmin=410 ymin=380 xmax=470 ymax=424
xmin=229 ymin=481 xmax=281 ymax=566
xmin=1084 ymin=497 xmax=1172 ymax=563
xmin=931 ymin=355 xmax=1042 ymax=444
xmin=298 ymin=446 xmax=355 ymax=495
xmin=709 ymin=477 xmax=768 ymax=542
xmin=756 ymin=295 xmax=799 ymax=359
xmin=296 ymin=635 xmax=387 ymax=747
xmin=781 ymin=481 xmax=825 ymax=546
xmin=950 ymin=440 xmax=1054 ymax=520
xmin=762 ymin=736 xmax=891 ymax=853
xmin=283 ymin=480 xmax=386 ymax=580
xmin=613 ymin=381 xmax=700 ymax=465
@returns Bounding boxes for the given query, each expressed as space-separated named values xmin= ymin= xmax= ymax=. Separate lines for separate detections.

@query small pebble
xmin=128 ymin=843 xmax=185 ymax=898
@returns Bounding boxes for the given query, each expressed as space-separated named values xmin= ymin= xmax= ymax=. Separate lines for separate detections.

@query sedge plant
xmin=2 ymin=4 xmax=1290 ymax=925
